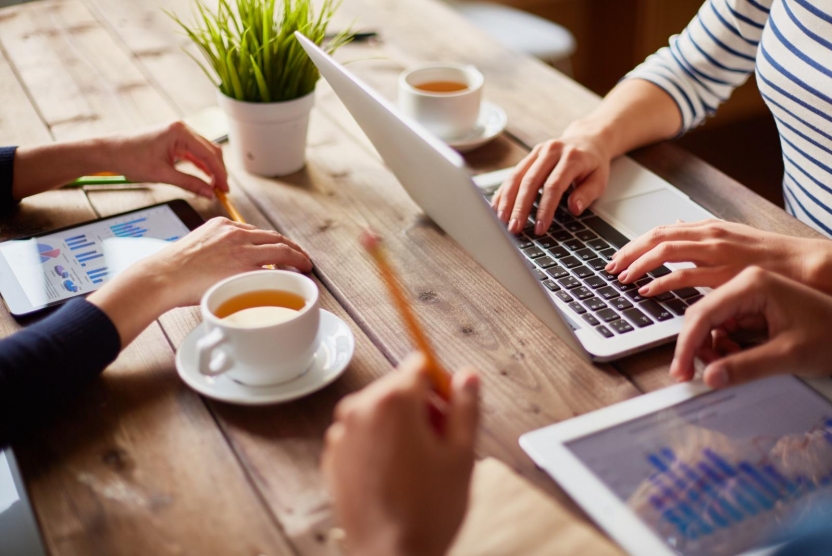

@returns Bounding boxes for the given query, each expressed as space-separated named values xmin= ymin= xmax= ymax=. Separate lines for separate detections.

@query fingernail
xmin=710 ymin=366 xmax=729 ymax=388
xmin=574 ymin=199 xmax=584 ymax=214
xmin=463 ymin=373 xmax=480 ymax=394
xmin=639 ymin=285 xmax=650 ymax=295
xmin=605 ymin=261 xmax=615 ymax=272
xmin=535 ymin=220 xmax=546 ymax=236
xmin=497 ymin=209 xmax=506 ymax=222
xmin=618 ymin=270 xmax=628 ymax=282
xmin=509 ymin=218 xmax=519 ymax=234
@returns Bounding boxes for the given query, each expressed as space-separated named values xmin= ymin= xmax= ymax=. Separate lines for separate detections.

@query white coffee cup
xmin=398 ymin=64 xmax=484 ymax=141
xmin=196 ymin=270 xmax=320 ymax=386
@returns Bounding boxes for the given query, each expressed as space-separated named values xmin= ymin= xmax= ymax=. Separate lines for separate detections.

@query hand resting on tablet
xmin=670 ymin=267 xmax=832 ymax=389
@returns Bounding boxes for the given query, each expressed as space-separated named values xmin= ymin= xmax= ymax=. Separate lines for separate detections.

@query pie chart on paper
xmin=37 ymin=244 xmax=61 ymax=263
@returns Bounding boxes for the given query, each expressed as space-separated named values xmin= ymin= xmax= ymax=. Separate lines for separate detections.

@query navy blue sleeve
xmin=0 ymin=298 xmax=121 ymax=448
xmin=0 ymin=147 xmax=17 ymax=212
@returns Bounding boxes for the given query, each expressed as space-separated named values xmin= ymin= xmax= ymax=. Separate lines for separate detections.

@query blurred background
xmin=0 ymin=0 xmax=784 ymax=208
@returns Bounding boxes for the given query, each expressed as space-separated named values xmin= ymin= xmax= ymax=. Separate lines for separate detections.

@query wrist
xmin=801 ymin=239 xmax=832 ymax=294
xmin=561 ymin=117 xmax=617 ymax=160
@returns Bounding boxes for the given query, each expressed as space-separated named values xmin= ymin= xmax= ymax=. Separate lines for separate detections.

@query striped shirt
xmin=625 ymin=0 xmax=832 ymax=237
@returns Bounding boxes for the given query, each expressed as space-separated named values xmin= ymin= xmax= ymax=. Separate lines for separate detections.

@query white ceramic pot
xmin=217 ymin=90 xmax=315 ymax=177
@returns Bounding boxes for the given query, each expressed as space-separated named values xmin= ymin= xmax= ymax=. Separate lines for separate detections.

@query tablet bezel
xmin=519 ymin=376 xmax=832 ymax=556
xmin=0 ymin=200 xmax=204 ymax=316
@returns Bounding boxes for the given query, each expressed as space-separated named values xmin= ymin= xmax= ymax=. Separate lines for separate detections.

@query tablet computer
xmin=520 ymin=375 xmax=832 ymax=556
xmin=0 ymin=200 xmax=203 ymax=315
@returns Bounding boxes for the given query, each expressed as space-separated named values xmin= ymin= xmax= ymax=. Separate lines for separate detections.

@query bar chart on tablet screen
xmin=566 ymin=376 xmax=832 ymax=556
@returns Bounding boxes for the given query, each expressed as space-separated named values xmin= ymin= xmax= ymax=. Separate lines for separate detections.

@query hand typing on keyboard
xmin=606 ymin=220 xmax=832 ymax=298
xmin=671 ymin=267 xmax=832 ymax=389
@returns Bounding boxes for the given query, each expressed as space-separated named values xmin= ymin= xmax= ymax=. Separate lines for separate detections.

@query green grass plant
xmin=168 ymin=0 xmax=350 ymax=103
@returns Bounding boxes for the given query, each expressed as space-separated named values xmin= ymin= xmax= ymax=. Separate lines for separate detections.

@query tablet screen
xmin=0 ymin=204 xmax=191 ymax=307
xmin=565 ymin=377 xmax=832 ymax=556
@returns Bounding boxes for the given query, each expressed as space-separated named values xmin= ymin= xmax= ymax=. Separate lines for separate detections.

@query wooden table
xmin=0 ymin=0 xmax=822 ymax=553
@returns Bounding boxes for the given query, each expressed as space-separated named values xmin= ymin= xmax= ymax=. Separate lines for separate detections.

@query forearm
xmin=13 ymin=138 xmax=117 ymax=200
xmin=87 ymin=260 xmax=179 ymax=349
xmin=563 ymin=79 xmax=682 ymax=159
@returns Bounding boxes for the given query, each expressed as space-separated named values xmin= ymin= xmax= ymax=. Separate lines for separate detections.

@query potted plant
xmin=169 ymin=0 xmax=350 ymax=176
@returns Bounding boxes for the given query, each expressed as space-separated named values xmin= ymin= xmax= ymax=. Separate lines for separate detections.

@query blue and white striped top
xmin=625 ymin=0 xmax=832 ymax=237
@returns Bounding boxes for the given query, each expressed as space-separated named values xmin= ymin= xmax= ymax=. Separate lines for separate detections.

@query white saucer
xmin=176 ymin=309 xmax=355 ymax=406
xmin=447 ymin=101 xmax=508 ymax=153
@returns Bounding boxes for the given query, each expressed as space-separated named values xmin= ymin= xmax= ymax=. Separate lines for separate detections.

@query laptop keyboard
xmin=499 ymin=193 xmax=704 ymax=339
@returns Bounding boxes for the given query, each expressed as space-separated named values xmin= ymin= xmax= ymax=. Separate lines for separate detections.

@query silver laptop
xmin=297 ymin=32 xmax=715 ymax=362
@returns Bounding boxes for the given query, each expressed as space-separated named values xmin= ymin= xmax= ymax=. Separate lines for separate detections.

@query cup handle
xmin=196 ymin=328 xmax=232 ymax=377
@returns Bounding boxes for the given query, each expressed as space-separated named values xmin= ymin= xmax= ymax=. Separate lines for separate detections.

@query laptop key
xmin=655 ymin=291 xmax=675 ymax=302
xmin=649 ymin=265 xmax=672 ymax=278
xmin=535 ymin=236 xmax=559 ymax=250
xmin=674 ymin=287 xmax=700 ymax=299
xmin=574 ymin=248 xmax=598 ymax=262
xmin=625 ymin=289 xmax=647 ymax=303
xmin=596 ymin=325 xmax=613 ymax=338
xmin=534 ymin=269 xmax=547 ymax=281
xmin=587 ymin=238 xmax=609 ymax=251
xmin=535 ymin=256 xmax=557 ymax=269
xmin=608 ymin=318 xmax=635 ymax=334
xmin=685 ymin=295 xmax=704 ymax=306
xmin=515 ymin=235 xmax=534 ymax=249
xmin=558 ymin=276 xmax=581 ymax=289
xmin=564 ymin=238 xmax=584 ymax=251
xmin=588 ymin=258 xmax=608 ymax=271
xmin=573 ymin=287 xmax=593 ymax=300
xmin=665 ymin=298 xmax=688 ymax=316
xmin=568 ymin=301 xmax=587 ymax=314
xmin=552 ymin=230 xmax=572 ymax=242
xmin=599 ymin=270 xmax=617 ymax=281
xmin=560 ymin=256 xmax=582 ymax=269
xmin=564 ymin=221 xmax=586 ymax=233
xmin=609 ymin=297 xmax=633 ymax=311
xmin=582 ymin=313 xmax=600 ymax=326
xmin=596 ymin=308 xmax=619 ymax=323
xmin=547 ymin=222 xmax=563 ymax=233
xmin=635 ymin=277 xmax=653 ymax=287
xmin=575 ymin=230 xmax=597 ymax=242
xmin=546 ymin=266 xmax=570 ymax=280
xmin=585 ymin=276 xmax=606 ymax=289
xmin=555 ymin=208 xmax=574 ymax=223
xmin=523 ymin=246 xmax=545 ymax=259
xmin=613 ymin=279 xmax=637 ymax=292
xmin=583 ymin=297 xmax=606 ymax=312
xmin=640 ymin=299 xmax=673 ymax=321
xmin=572 ymin=265 xmax=594 ymax=279
xmin=582 ymin=216 xmax=630 ymax=249
xmin=555 ymin=291 xmax=573 ymax=303
xmin=548 ymin=246 xmax=570 ymax=259
xmin=597 ymin=286 xmax=618 ymax=300
xmin=598 ymin=248 xmax=617 ymax=261
xmin=542 ymin=279 xmax=560 ymax=292
xmin=622 ymin=307 xmax=653 ymax=328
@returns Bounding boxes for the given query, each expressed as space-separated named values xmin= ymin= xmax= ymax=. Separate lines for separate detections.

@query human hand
xmin=607 ymin=220 xmax=826 ymax=297
xmin=670 ymin=267 xmax=832 ymax=388
xmin=491 ymin=126 xmax=612 ymax=235
xmin=104 ymin=121 xmax=228 ymax=198
xmin=89 ymin=218 xmax=312 ymax=347
xmin=322 ymin=353 xmax=480 ymax=556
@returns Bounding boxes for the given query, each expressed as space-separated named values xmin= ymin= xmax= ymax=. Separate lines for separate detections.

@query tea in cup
xmin=197 ymin=270 xmax=320 ymax=385
xmin=398 ymin=64 xmax=484 ymax=141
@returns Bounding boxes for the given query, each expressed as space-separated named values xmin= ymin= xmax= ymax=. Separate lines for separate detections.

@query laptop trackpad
xmin=596 ymin=189 xmax=713 ymax=237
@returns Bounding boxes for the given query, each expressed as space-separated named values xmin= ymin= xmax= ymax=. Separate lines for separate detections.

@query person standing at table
xmin=492 ymin=0 xmax=832 ymax=300
xmin=0 ymin=122 xmax=313 ymax=447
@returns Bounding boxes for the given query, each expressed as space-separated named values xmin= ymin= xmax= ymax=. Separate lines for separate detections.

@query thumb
xmin=159 ymin=167 xmax=215 ymax=199
xmin=703 ymin=337 xmax=793 ymax=388
xmin=569 ymin=168 xmax=607 ymax=215
xmin=446 ymin=370 xmax=480 ymax=451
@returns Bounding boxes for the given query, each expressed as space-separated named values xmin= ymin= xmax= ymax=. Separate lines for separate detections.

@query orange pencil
xmin=360 ymin=231 xmax=452 ymax=400
xmin=215 ymin=188 xmax=246 ymax=224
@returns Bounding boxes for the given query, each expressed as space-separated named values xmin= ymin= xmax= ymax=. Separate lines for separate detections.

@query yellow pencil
xmin=215 ymin=188 xmax=246 ymax=224
xmin=360 ymin=230 xmax=452 ymax=400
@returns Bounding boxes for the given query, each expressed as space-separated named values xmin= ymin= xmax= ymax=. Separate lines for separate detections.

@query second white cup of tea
xmin=398 ymin=64 xmax=484 ymax=141
xmin=196 ymin=270 xmax=320 ymax=386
